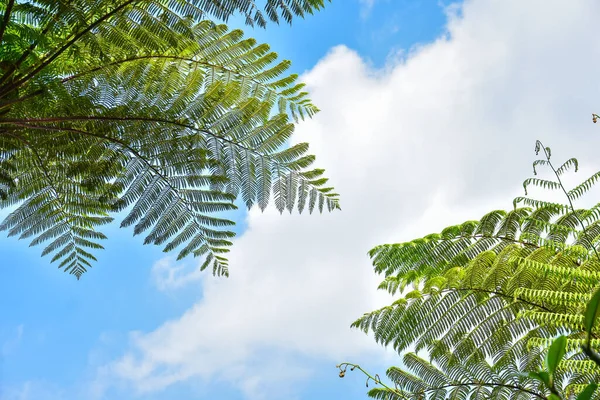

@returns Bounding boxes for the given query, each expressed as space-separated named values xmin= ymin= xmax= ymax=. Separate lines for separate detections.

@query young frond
xmin=523 ymin=177 xmax=562 ymax=195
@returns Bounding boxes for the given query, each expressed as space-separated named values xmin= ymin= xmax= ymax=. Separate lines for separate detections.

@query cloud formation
xmin=151 ymin=257 xmax=203 ymax=292
xmin=102 ymin=0 xmax=600 ymax=398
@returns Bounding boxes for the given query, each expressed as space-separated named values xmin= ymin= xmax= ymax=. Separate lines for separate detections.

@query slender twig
xmin=336 ymin=363 xmax=401 ymax=394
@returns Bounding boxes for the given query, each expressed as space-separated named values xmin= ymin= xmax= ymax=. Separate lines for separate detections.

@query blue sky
xmin=0 ymin=2 xmax=452 ymax=399
xmin=6 ymin=1 xmax=600 ymax=399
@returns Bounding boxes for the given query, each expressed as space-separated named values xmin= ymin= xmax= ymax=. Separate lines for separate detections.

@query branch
xmin=1 ymin=115 xmax=264 ymax=156
xmin=418 ymin=382 xmax=547 ymax=399
xmin=0 ymin=89 xmax=44 ymax=111
xmin=0 ymin=0 xmax=14 ymax=44
xmin=62 ymin=55 xmax=255 ymax=83
xmin=0 ymin=11 xmax=55 ymax=88
xmin=391 ymin=287 xmax=553 ymax=313
xmin=0 ymin=0 xmax=138 ymax=96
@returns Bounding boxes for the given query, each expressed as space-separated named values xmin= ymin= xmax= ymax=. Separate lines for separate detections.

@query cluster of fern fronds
xmin=346 ymin=141 xmax=600 ymax=399
xmin=0 ymin=0 xmax=336 ymax=278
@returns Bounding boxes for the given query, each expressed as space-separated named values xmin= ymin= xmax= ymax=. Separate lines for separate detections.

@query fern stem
xmin=375 ymin=233 xmax=539 ymax=255
xmin=0 ymin=115 xmax=332 ymax=205
xmin=336 ymin=363 xmax=402 ymax=395
xmin=400 ymin=287 xmax=553 ymax=313
xmin=436 ymin=233 xmax=540 ymax=250
xmin=2 ymin=121 xmax=218 ymax=212
xmin=336 ymin=363 xmax=548 ymax=399
xmin=1 ymin=115 xmax=262 ymax=156
xmin=0 ymin=89 xmax=44 ymax=111
xmin=536 ymin=141 xmax=600 ymax=374
xmin=0 ymin=0 xmax=139 ymax=97
xmin=0 ymin=0 xmax=14 ymax=45
xmin=455 ymin=287 xmax=554 ymax=312
xmin=62 ymin=55 xmax=257 ymax=86
xmin=537 ymin=141 xmax=600 ymax=262
xmin=412 ymin=382 xmax=548 ymax=399
xmin=0 ymin=11 xmax=55 ymax=88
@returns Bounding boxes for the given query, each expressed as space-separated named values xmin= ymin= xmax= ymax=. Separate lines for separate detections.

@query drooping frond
xmin=0 ymin=0 xmax=336 ymax=278
xmin=364 ymin=345 xmax=548 ymax=400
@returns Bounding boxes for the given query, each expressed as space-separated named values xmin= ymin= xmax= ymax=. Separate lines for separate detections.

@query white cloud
xmin=102 ymin=0 xmax=600 ymax=398
xmin=150 ymin=257 xmax=203 ymax=291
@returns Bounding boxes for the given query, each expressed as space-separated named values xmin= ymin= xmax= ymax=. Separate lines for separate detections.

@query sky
xmin=3 ymin=0 xmax=600 ymax=399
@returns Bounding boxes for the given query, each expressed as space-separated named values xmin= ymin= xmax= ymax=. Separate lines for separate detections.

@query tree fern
xmin=343 ymin=142 xmax=600 ymax=399
xmin=0 ymin=0 xmax=337 ymax=278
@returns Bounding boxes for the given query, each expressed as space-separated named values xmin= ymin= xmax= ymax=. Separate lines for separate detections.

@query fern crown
xmin=0 ymin=0 xmax=337 ymax=278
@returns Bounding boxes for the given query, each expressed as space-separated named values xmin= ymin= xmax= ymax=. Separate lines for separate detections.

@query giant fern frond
xmin=348 ymin=142 xmax=600 ymax=399
xmin=0 ymin=0 xmax=335 ymax=278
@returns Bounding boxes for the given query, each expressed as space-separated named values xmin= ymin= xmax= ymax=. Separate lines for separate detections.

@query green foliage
xmin=0 ymin=0 xmax=337 ymax=278
xmin=346 ymin=142 xmax=600 ymax=399
xmin=546 ymin=336 xmax=567 ymax=379
xmin=576 ymin=384 xmax=597 ymax=400
xmin=585 ymin=287 xmax=600 ymax=341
